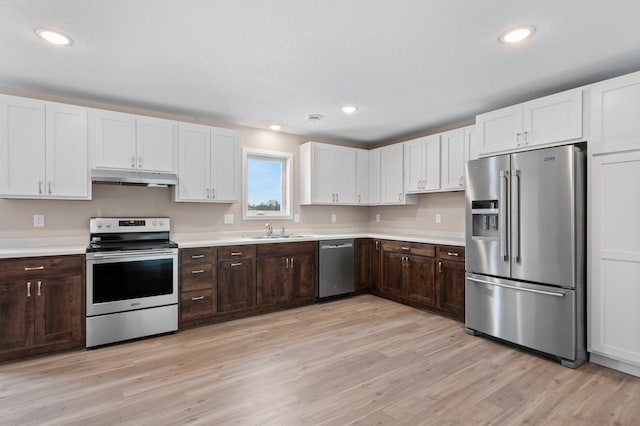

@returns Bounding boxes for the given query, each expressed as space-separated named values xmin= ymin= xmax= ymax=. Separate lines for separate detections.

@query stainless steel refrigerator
xmin=464 ymin=145 xmax=587 ymax=368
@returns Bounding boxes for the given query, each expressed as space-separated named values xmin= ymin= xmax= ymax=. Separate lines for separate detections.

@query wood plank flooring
xmin=1 ymin=294 xmax=639 ymax=425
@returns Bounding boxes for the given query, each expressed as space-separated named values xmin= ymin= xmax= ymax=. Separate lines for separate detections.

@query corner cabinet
xmin=174 ymin=124 xmax=241 ymax=203
xmin=0 ymin=255 xmax=85 ymax=362
xmin=299 ymin=141 xmax=357 ymax=205
xmin=476 ymin=88 xmax=583 ymax=156
xmin=93 ymin=110 xmax=175 ymax=173
xmin=0 ymin=95 xmax=90 ymax=199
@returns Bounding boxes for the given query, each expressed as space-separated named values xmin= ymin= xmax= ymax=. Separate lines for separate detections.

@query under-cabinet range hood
xmin=90 ymin=169 xmax=178 ymax=187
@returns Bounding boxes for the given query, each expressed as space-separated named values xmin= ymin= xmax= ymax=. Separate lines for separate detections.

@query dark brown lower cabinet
xmin=217 ymin=246 xmax=256 ymax=313
xmin=0 ymin=255 xmax=84 ymax=361
xmin=437 ymin=246 xmax=466 ymax=321
xmin=406 ymin=255 xmax=436 ymax=307
xmin=381 ymin=251 xmax=405 ymax=297
xmin=257 ymin=242 xmax=317 ymax=305
xmin=354 ymin=239 xmax=371 ymax=292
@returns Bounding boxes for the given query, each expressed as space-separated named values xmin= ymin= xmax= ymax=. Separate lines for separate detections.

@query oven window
xmin=93 ymin=258 xmax=174 ymax=303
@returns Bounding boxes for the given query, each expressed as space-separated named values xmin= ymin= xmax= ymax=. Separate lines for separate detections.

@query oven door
xmin=86 ymin=249 xmax=178 ymax=317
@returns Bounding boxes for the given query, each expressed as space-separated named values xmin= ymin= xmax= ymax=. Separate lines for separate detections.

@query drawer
xmin=181 ymin=247 xmax=216 ymax=266
xmin=0 ymin=255 xmax=83 ymax=281
xmin=181 ymin=289 xmax=216 ymax=320
xmin=181 ymin=263 xmax=215 ymax=292
xmin=381 ymin=241 xmax=435 ymax=257
xmin=217 ymin=245 xmax=256 ymax=261
xmin=256 ymin=241 xmax=317 ymax=257
xmin=438 ymin=246 xmax=465 ymax=262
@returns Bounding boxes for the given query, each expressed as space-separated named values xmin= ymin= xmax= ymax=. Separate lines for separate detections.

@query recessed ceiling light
xmin=35 ymin=28 xmax=72 ymax=45
xmin=499 ymin=25 xmax=535 ymax=44
xmin=269 ymin=124 xmax=281 ymax=131
xmin=307 ymin=114 xmax=323 ymax=122
xmin=341 ymin=105 xmax=358 ymax=114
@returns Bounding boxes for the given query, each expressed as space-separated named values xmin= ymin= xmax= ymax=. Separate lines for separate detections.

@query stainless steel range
xmin=86 ymin=217 xmax=178 ymax=348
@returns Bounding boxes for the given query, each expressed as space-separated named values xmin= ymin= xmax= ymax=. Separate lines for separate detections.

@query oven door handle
xmin=90 ymin=249 xmax=176 ymax=258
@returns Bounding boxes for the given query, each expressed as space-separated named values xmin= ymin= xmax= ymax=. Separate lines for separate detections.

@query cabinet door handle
xmin=211 ymin=188 xmax=216 ymax=199
xmin=516 ymin=133 xmax=521 ymax=146
xmin=206 ymin=188 xmax=210 ymax=199
xmin=191 ymin=296 xmax=205 ymax=301
xmin=191 ymin=254 xmax=205 ymax=259
xmin=336 ymin=193 xmax=339 ymax=203
xmin=38 ymin=181 xmax=43 ymax=194
xmin=231 ymin=262 xmax=242 ymax=267
xmin=523 ymin=131 xmax=529 ymax=145
xmin=447 ymin=252 xmax=459 ymax=257
xmin=191 ymin=269 xmax=205 ymax=274
xmin=230 ymin=252 xmax=242 ymax=256
xmin=138 ymin=155 xmax=143 ymax=168
xmin=131 ymin=156 xmax=136 ymax=168
xmin=405 ymin=256 xmax=409 ymax=267
xmin=48 ymin=181 xmax=52 ymax=194
xmin=439 ymin=261 xmax=443 ymax=273
xmin=375 ymin=241 xmax=380 ymax=251
xmin=27 ymin=282 xmax=31 ymax=297
xmin=37 ymin=281 xmax=42 ymax=296
xmin=24 ymin=266 xmax=45 ymax=271
xmin=358 ymin=194 xmax=361 ymax=203
xmin=398 ymin=192 xmax=402 ymax=202
xmin=290 ymin=257 xmax=294 ymax=268
xmin=285 ymin=257 xmax=289 ymax=269
xmin=459 ymin=176 xmax=464 ymax=187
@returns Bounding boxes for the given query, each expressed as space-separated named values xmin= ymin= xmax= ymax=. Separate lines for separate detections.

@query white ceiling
xmin=2 ymin=1 xmax=640 ymax=145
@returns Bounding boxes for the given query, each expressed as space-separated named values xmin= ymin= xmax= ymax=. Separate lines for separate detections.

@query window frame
xmin=242 ymin=148 xmax=293 ymax=221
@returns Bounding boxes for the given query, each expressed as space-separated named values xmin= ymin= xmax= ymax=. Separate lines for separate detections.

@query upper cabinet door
xmin=333 ymin=147 xmax=357 ymax=204
xmin=45 ymin=102 xmax=89 ymax=198
xmin=356 ymin=149 xmax=369 ymax=204
xmin=441 ymin=128 xmax=465 ymax=190
xmin=0 ymin=95 xmax=45 ymax=197
xmin=136 ymin=116 xmax=175 ymax=172
xmin=176 ymin=123 xmax=210 ymax=202
xmin=423 ymin=134 xmax=441 ymax=191
xmin=589 ymin=71 xmax=640 ymax=155
xmin=210 ymin=128 xmax=241 ymax=202
xmin=476 ymin=104 xmax=522 ymax=156
xmin=381 ymin=144 xmax=405 ymax=204
xmin=311 ymin=144 xmax=335 ymax=204
xmin=368 ymin=148 xmax=381 ymax=205
xmin=94 ymin=110 xmax=136 ymax=169
xmin=404 ymin=138 xmax=425 ymax=193
xmin=465 ymin=125 xmax=478 ymax=163
xmin=523 ymin=88 xmax=582 ymax=148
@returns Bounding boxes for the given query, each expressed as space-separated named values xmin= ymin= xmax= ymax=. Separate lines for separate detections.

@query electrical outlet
xmin=375 ymin=213 xmax=381 ymax=222
xmin=294 ymin=214 xmax=300 ymax=223
xmin=33 ymin=214 xmax=45 ymax=228
xmin=331 ymin=214 xmax=337 ymax=223
xmin=223 ymin=214 xmax=234 ymax=225
xmin=435 ymin=213 xmax=442 ymax=224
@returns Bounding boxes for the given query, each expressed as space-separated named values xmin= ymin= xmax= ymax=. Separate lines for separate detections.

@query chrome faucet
xmin=265 ymin=223 xmax=273 ymax=236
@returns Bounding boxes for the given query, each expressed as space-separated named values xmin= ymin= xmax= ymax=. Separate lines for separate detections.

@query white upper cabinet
xmin=94 ymin=110 xmax=175 ymax=172
xmin=299 ymin=142 xmax=357 ymax=205
xmin=476 ymin=88 xmax=583 ymax=156
xmin=465 ymin=124 xmax=478 ymax=162
xmin=368 ymin=148 xmax=381 ymax=205
xmin=404 ymin=134 xmax=440 ymax=193
xmin=175 ymin=123 xmax=240 ymax=203
xmin=0 ymin=95 xmax=89 ymax=199
xmin=356 ymin=149 xmax=369 ymax=205
xmin=589 ymin=71 xmax=640 ymax=155
xmin=381 ymin=144 xmax=417 ymax=205
xmin=441 ymin=128 xmax=466 ymax=190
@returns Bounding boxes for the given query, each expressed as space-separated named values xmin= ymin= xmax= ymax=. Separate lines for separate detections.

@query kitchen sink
xmin=241 ymin=234 xmax=313 ymax=240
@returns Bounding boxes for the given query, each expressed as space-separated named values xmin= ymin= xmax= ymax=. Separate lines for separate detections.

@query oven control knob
xmin=159 ymin=220 xmax=165 ymax=226
xmin=152 ymin=220 xmax=158 ymax=226
xmin=97 ymin=223 xmax=103 ymax=229
xmin=105 ymin=222 xmax=112 ymax=229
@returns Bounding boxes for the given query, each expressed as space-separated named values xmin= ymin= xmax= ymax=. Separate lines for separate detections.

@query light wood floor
xmin=1 ymin=295 xmax=639 ymax=425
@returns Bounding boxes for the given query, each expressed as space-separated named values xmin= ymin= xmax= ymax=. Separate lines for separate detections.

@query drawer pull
xmin=230 ymin=252 xmax=242 ymax=256
xmin=191 ymin=269 xmax=205 ymax=274
xmin=191 ymin=296 xmax=205 ymax=301
xmin=401 ymin=247 xmax=410 ymax=251
xmin=191 ymin=254 xmax=205 ymax=259
xmin=231 ymin=262 xmax=242 ymax=267
xmin=447 ymin=252 xmax=460 ymax=257
xmin=24 ymin=266 xmax=45 ymax=271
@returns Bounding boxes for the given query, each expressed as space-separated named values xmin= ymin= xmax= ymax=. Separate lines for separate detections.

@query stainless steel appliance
xmin=465 ymin=145 xmax=587 ymax=368
xmin=319 ymin=239 xmax=355 ymax=299
xmin=86 ymin=217 xmax=178 ymax=348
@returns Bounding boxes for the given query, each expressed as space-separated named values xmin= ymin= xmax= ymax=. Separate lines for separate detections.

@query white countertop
xmin=0 ymin=232 xmax=464 ymax=259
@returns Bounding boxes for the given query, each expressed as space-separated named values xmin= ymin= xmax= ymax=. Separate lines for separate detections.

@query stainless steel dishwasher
xmin=318 ymin=239 xmax=355 ymax=299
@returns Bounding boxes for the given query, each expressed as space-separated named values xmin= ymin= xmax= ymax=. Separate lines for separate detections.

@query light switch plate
xmin=375 ymin=213 xmax=380 ymax=222
xmin=331 ymin=214 xmax=337 ymax=223
xmin=294 ymin=214 xmax=300 ymax=223
xmin=33 ymin=214 xmax=45 ymax=228
xmin=435 ymin=213 xmax=442 ymax=224
xmin=223 ymin=214 xmax=234 ymax=225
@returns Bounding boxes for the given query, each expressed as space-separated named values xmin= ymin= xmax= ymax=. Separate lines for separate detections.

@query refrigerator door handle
xmin=499 ymin=170 xmax=509 ymax=261
xmin=467 ymin=277 xmax=565 ymax=298
xmin=512 ymin=169 xmax=520 ymax=263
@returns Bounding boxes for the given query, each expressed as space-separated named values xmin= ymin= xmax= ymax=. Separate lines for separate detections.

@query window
xmin=243 ymin=148 xmax=293 ymax=220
